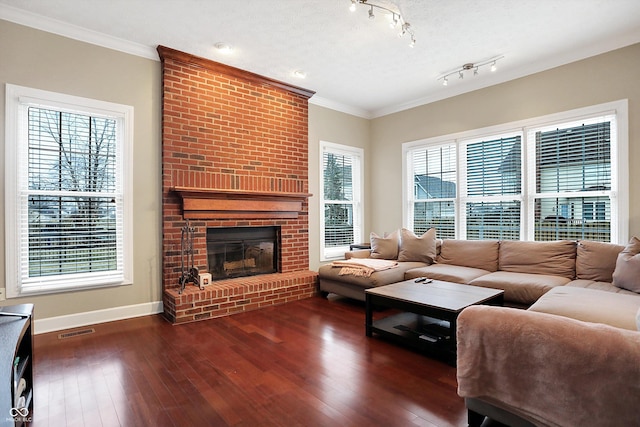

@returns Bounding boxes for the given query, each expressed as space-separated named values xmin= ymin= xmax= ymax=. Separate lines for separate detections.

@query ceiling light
xmin=437 ymin=56 xmax=504 ymax=86
xmin=214 ymin=42 xmax=233 ymax=54
xmin=293 ymin=70 xmax=307 ymax=79
xmin=349 ymin=0 xmax=416 ymax=47
xmin=389 ymin=13 xmax=399 ymax=28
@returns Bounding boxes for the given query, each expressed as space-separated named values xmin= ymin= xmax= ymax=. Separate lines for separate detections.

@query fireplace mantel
xmin=172 ymin=187 xmax=312 ymax=219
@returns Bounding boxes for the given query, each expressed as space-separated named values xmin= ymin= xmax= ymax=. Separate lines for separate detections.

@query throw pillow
xmin=370 ymin=230 xmax=399 ymax=260
xmin=397 ymin=228 xmax=437 ymax=264
xmin=612 ymin=236 xmax=640 ymax=293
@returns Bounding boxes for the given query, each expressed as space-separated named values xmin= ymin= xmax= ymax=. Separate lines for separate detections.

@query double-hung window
xmin=528 ymin=117 xmax=616 ymax=241
xmin=5 ymin=84 xmax=133 ymax=297
xmin=404 ymin=100 xmax=628 ymax=243
xmin=406 ymin=144 xmax=457 ymax=239
xmin=461 ymin=133 xmax=522 ymax=240
xmin=320 ymin=141 xmax=363 ymax=260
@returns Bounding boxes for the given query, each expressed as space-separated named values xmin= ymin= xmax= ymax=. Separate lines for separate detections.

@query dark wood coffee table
xmin=365 ymin=279 xmax=504 ymax=363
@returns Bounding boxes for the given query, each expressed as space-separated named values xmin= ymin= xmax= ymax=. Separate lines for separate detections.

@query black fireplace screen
xmin=206 ymin=226 xmax=279 ymax=280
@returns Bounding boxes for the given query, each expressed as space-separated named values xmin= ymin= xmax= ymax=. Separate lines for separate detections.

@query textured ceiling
xmin=2 ymin=0 xmax=640 ymax=118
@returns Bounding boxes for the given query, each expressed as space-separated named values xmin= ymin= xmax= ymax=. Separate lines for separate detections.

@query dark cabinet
xmin=0 ymin=304 xmax=33 ymax=427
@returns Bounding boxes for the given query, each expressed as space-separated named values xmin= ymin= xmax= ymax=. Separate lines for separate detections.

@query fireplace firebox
xmin=206 ymin=226 xmax=279 ymax=280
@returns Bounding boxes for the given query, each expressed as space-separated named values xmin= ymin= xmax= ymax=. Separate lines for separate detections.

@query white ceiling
xmin=2 ymin=0 xmax=640 ymax=118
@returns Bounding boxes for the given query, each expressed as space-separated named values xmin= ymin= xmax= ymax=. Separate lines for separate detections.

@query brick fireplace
xmin=158 ymin=46 xmax=318 ymax=324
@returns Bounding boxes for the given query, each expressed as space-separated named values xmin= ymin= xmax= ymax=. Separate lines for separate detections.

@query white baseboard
xmin=34 ymin=301 xmax=164 ymax=334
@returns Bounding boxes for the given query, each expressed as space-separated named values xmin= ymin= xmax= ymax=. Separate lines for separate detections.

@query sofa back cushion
xmin=370 ymin=230 xmax=399 ymax=260
xmin=397 ymin=228 xmax=437 ymax=264
xmin=499 ymin=240 xmax=576 ymax=278
xmin=576 ymin=240 xmax=624 ymax=282
xmin=612 ymin=236 xmax=640 ymax=293
xmin=437 ymin=239 xmax=499 ymax=272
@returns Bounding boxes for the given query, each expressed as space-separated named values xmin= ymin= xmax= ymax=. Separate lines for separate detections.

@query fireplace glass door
xmin=207 ymin=226 xmax=279 ymax=280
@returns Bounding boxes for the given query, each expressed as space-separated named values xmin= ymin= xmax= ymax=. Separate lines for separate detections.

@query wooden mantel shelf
xmin=172 ymin=187 xmax=312 ymax=219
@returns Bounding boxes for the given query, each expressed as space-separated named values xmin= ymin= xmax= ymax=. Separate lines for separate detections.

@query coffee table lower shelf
xmin=368 ymin=312 xmax=454 ymax=361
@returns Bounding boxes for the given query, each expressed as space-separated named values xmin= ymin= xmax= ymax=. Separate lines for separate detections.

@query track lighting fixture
xmin=349 ymin=0 xmax=416 ymax=47
xmin=438 ymin=56 xmax=504 ymax=86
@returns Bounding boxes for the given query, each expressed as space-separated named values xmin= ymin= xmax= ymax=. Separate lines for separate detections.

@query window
xmin=5 ymin=84 xmax=133 ymax=297
xmin=403 ymin=100 xmax=628 ymax=243
xmin=529 ymin=118 xmax=615 ymax=242
xmin=407 ymin=144 xmax=457 ymax=239
xmin=320 ymin=141 xmax=363 ymax=260
xmin=462 ymin=133 xmax=522 ymax=240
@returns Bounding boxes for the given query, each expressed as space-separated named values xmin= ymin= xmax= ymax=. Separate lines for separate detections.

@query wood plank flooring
xmin=31 ymin=295 xmax=473 ymax=427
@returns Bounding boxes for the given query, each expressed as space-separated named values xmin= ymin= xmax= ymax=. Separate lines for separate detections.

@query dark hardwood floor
xmin=31 ymin=295 xmax=473 ymax=427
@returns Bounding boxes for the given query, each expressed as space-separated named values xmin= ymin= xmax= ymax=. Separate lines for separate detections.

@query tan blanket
xmin=457 ymin=305 xmax=640 ymax=427
xmin=332 ymin=258 xmax=398 ymax=277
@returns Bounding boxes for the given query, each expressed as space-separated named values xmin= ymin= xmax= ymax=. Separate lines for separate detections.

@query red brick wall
xmin=158 ymin=47 xmax=317 ymax=322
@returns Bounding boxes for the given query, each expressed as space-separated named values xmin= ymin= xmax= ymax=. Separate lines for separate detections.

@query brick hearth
xmin=158 ymin=46 xmax=318 ymax=324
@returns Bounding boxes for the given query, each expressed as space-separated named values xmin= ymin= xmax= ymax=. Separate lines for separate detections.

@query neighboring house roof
xmin=414 ymin=175 xmax=456 ymax=199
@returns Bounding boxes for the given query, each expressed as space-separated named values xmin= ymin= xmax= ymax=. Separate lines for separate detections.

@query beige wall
xmin=308 ymin=104 xmax=370 ymax=270
xmin=370 ymin=43 xmax=640 ymax=240
xmin=0 ymin=20 xmax=163 ymax=320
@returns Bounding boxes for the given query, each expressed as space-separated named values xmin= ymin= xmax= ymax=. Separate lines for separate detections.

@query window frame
xmin=319 ymin=141 xmax=364 ymax=261
xmin=402 ymin=100 xmax=629 ymax=244
xmin=5 ymin=84 xmax=134 ymax=297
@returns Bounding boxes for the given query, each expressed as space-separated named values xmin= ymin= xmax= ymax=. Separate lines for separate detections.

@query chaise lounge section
xmin=456 ymin=236 xmax=640 ymax=427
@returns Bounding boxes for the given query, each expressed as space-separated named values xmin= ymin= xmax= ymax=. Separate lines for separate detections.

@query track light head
xmin=349 ymin=0 xmax=416 ymax=47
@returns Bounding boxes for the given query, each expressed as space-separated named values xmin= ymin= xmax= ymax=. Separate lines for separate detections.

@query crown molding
xmin=308 ymin=95 xmax=372 ymax=119
xmin=0 ymin=4 xmax=158 ymax=60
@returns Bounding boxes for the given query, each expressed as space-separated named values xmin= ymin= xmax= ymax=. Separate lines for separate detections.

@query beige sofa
xmin=456 ymin=236 xmax=640 ymax=427
xmin=318 ymin=229 xmax=638 ymax=307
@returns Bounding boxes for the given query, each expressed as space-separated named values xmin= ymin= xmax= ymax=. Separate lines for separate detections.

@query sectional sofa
xmin=318 ymin=228 xmax=638 ymax=307
xmin=319 ymin=229 xmax=640 ymax=426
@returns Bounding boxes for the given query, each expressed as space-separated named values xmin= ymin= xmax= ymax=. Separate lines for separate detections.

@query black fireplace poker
xmin=178 ymin=219 xmax=202 ymax=294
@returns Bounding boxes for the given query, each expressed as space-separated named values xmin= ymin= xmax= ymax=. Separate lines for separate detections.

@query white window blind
xmin=408 ymin=144 xmax=456 ymax=239
xmin=5 ymin=84 xmax=133 ymax=297
xmin=320 ymin=142 xmax=363 ymax=260
xmin=529 ymin=115 xmax=614 ymax=242
xmin=461 ymin=134 xmax=522 ymax=240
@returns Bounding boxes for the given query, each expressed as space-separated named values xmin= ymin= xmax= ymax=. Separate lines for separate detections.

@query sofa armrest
xmin=457 ymin=305 xmax=640 ymax=427
xmin=345 ymin=249 xmax=372 ymax=259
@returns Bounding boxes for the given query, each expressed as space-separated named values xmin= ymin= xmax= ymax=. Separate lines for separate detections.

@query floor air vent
xmin=58 ymin=328 xmax=95 ymax=339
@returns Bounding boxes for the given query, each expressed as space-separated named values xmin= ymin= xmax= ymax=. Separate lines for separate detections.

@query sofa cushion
xmin=397 ymin=228 xmax=437 ymax=264
xmin=318 ymin=261 xmax=427 ymax=289
xmin=528 ymin=286 xmax=640 ymax=331
xmin=370 ymin=230 xmax=399 ymax=260
xmin=637 ymin=307 xmax=640 ymax=331
xmin=612 ymin=236 xmax=640 ymax=293
xmin=498 ymin=240 xmax=576 ymax=278
xmin=576 ymin=240 xmax=624 ymax=282
xmin=405 ymin=264 xmax=491 ymax=284
xmin=437 ymin=239 xmax=499 ymax=272
xmin=469 ymin=271 xmax=571 ymax=305
xmin=566 ymin=279 xmax=640 ymax=295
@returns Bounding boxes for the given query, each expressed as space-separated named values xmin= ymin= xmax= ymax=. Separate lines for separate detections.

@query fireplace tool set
xmin=179 ymin=220 xmax=203 ymax=294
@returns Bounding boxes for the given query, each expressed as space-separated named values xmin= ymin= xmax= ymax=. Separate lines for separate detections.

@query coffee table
xmin=365 ymin=279 xmax=504 ymax=363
